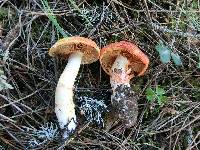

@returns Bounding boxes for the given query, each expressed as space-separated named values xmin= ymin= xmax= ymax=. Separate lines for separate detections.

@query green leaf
xmin=155 ymin=41 xmax=171 ymax=64
xmin=198 ymin=62 xmax=200 ymax=69
xmin=0 ymin=75 xmax=7 ymax=80
xmin=156 ymin=87 xmax=165 ymax=95
xmin=171 ymin=52 xmax=182 ymax=66
xmin=0 ymin=75 xmax=13 ymax=90
xmin=157 ymin=95 xmax=167 ymax=106
xmin=3 ymin=82 xmax=13 ymax=89
xmin=0 ymin=69 xmax=4 ymax=75
xmin=146 ymin=88 xmax=156 ymax=102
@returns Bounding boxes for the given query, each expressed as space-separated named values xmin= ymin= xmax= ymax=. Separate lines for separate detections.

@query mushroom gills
xmin=55 ymin=52 xmax=83 ymax=138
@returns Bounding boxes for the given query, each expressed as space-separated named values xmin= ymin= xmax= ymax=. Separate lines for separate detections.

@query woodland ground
xmin=0 ymin=0 xmax=200 ymax=150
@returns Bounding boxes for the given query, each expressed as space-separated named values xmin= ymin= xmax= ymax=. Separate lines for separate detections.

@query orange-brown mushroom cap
xmin=49 ymin=36 xmax=100 ymax=64
xmin=100 ymin=41 xmax=149 ymax=78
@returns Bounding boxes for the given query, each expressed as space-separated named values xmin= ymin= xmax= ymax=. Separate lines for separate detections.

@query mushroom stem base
xmin=55 ymin=52 xmax=83 ymax=139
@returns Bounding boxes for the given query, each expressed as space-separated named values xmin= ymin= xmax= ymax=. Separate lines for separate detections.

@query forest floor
xmin=0 ymin=0 xmax=200 ymax=149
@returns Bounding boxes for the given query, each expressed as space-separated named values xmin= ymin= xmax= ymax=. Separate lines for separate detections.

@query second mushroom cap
xmin=100 ymin=41 xmax=149 ymax=78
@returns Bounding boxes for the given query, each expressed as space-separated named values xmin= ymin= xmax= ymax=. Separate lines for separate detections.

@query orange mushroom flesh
xmin=49 ymin=36 xmax=99 ymax=139
xmin=100 ymin=41 xmax=149 ymax=127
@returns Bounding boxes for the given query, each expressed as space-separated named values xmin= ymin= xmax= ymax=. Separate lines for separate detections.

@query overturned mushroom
xmin=100 ymin=41 xmax=149 ymax=127
xmin=49 ymin=36 xmax=99 ymax=139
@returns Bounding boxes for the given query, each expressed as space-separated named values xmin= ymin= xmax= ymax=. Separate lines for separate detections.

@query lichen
xmin=78 ymin=96 xmax=108 ymax=126
xmin=24 ymin=123 xmax=58 ymax=148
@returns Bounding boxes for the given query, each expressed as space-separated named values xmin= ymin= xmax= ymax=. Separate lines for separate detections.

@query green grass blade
xmin=41 ymin=0 xmax=70 ymax=37
xmin=67 ymin=0 xmax=92 ymax=26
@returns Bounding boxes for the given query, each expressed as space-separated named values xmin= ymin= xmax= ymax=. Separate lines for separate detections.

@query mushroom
xmin=49 ymin=36 xmax=100 ymax=139
xmin=100 ymin=41 xmax=149 ymax=127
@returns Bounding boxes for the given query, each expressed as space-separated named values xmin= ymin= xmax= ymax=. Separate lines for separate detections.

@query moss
xmin=0 ymin=8 xmax=7 ymax=21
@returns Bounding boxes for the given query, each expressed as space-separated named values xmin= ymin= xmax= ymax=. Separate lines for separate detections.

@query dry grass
xmin=0 ymin=0 xmax=199 ymax=149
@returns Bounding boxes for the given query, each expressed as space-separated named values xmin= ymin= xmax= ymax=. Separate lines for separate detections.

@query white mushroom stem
xmin=55 ymin=52 xmax=83 ymax=139
xmin=110 ymin=55 xmax=131 ymax=89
